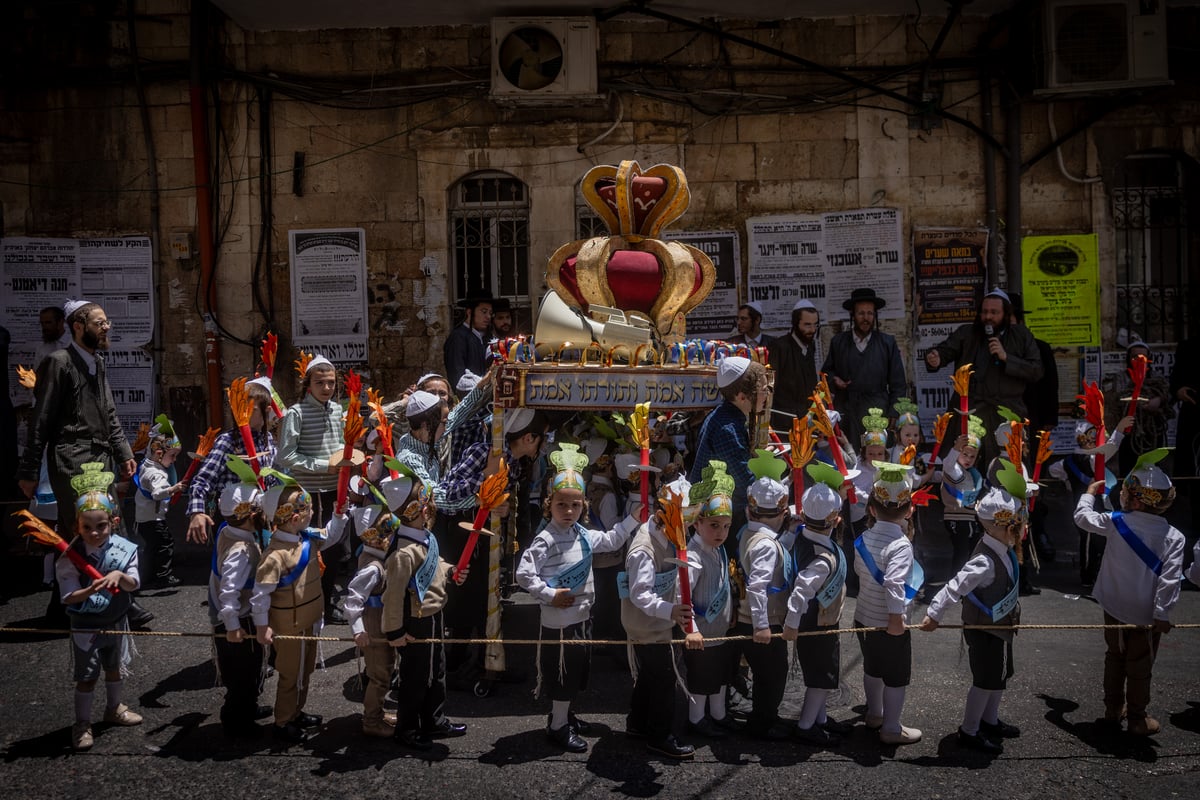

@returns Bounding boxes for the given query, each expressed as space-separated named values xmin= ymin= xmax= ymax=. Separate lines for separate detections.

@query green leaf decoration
xmin=257 ymin=466 xmax=297 ymax=487
xmin=861 ymin=407 xmax=889 ymax=434
xmin=1129 ymin=446 xmax=1172 ymax=475
xmin=806 ymin=460 xmax=845 ymax=492
xmin=997 ymin=406 xmax=1022 ymax=424
xmin=225 ymin=454 xmax=260 ymax=485
xmin=748 ymin=448 xmax=787 ymax=482
xmin=993 ymin=458 xmax=1028 ymax=501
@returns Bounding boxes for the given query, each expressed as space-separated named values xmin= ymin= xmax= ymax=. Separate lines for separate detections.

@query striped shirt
xmin=852 ymin=520 xmax=914 ymax=627
xmin=276 ymin=393 xmax=342 ymax=491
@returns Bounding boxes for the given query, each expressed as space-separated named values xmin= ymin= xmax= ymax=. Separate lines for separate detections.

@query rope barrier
xmin=3 ymin=621 xmax=1197 ymax=645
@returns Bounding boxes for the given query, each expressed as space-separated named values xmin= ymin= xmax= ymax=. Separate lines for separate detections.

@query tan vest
xmin=737 ymin=525 xmax=789 ymax=626
xmin=381 ymin=536 xmax=449 ymax=634
xmin=620 ymin=523 xmax=678 ymax=643
xmin=257 ymin=534 xmax=324 ymax=633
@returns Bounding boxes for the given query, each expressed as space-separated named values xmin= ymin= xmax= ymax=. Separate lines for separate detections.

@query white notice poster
xmin=821 ymin=208 xmax=904 ymax=320
xmin=289 ymin=228 xmax=369 ymax=365
xmin=745 ymin=215 xmax=826 ymax=333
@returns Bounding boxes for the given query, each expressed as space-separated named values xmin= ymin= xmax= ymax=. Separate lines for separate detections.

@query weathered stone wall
xmin=2 ymin=1 xmax=1197 ymax=420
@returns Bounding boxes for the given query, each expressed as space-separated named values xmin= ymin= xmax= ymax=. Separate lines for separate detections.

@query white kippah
xmin=717 ymin=356 xmax=751 ymax=388
xmin=504 ymin=407 xmax=536 ymax=434
xmin=218 ymin=482 xmax=262 ymax=519
xmin=406 ymin=390 xmax=440 ymax=416
xmin=801 ymin=483 xmax=841 ymax=522
xmin=976 ymin=486 xmax=1023 ymax=523
xmin=455 ymin=370 xmax=481 ymax=394
xmin=64 ymin=298 xmax=90 ymax=317
xmin=793 ymin=299 xmax=817 ymax=312
xmin=305 ymin=354 xmax=334 ymax=373
xmin=748 ymin=477 xmax=788 ymax=511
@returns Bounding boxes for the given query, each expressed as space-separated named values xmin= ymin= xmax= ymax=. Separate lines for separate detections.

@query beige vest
xmin=620 ymin=523 xmax=678 ymax=643
xmin=737 ymin=525 xmax=789 ymax=626
xmin=257 ymin=534 xmax=324 ymax=633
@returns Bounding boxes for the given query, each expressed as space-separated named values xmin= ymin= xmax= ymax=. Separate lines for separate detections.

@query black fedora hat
xmin=842 ymin=287 xmax=886 ymax=312
xmin=456 ymin=288 xmax=495 ymax=309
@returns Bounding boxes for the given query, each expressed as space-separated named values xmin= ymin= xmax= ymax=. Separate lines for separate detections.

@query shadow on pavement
xmin=1039 ymin=693 xmax=1159 ymax=762
xmin=138 ymin=658 xmax=217 ymax=709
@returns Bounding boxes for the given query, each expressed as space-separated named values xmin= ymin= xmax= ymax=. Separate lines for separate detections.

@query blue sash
xmin=814 ymin=541 xmax=847 ymax=609
xmin=277 ymin=537 xmax=312 ymax=588
xmin=767 ymin=539 xmax=798 ymax=595
xmin=546 ymin=524 xmax=594 ymax=593
xmin=1111 ymin=511 xmax=1163 ymax=577
xmin=365 ymin=595 xmax=384 ymax=608
xmin=617 ymin=566 xmax=676 ymax=600
xmin=409 ymin=533 xmax=440 ymax=602
xmin=1066 ymin=456 xmax=1117 ymax=492
xmin=72 ymin=535 xmax=138 ymax=614
xmin=965 ymin=549 xmax=1020 ymax=620
xmin=210 ymin=524 xmax=255 ymax=590
xmin=946 ymin=467 xmax=983 ymax=507
xmin=131 ymin=472 xmax=154 ymax=500
xmin=854 ymin=535 xmax=924 ymax=600
xmin=693 ymin=548 xmax=731 ymax=624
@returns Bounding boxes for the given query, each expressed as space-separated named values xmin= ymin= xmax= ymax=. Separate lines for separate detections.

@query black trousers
xmin=436 ymin=510 xmax=490 ymax=672
xmin=137 ymin=519 xmax=174 ymax=580
xmin=214 ymin=620 xmax=265 ymax=724
xmin=628 ymin=640 xmax=682 ymax=741
xmin=396 ymin=612 xmax=448 ymax=734
xmin=736 ymin=621 xmax=788 ymax=732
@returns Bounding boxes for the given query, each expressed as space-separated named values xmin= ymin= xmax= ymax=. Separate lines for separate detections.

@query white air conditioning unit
xmin=490 ymin=17 xmax=599 ymax=104
xmin=1041 ymin=0 xmax=1171 ymax=94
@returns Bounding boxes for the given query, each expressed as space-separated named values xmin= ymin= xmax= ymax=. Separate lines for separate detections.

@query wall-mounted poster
xmin=1021 ymin=234 xmax=1100 ymax=347
xmin=664 ymin=230 xmax=740 ymax=338
xmin=288 ymin=228 xmax=369 ymax=365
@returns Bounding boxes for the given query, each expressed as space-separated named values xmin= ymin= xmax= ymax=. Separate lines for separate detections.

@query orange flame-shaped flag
xmin=1035 ymin=428 xmax=1054 ymax=466
xmin=16 ymin=364 xmax=35 ymax=390
xmin=366 ymin=388 xmax=392 ymax=454
xmin=478 ymin=458 xmax=511 ymax=510
xmin=130 ymin=422 xmax=152 ymax=454
xmin=294 ymin=350 xmax=314 ymax=378
xmin=629 ymin=402 xmax=651 ymax=450
xmin=815 ymin=373 xmax=832 ymax=405
xmin=16 ymin=509 xmax=65 ymax=550
xmin=658 ymin=487 xmax=687 ymax=550
xmin=261 ymin=332 xmax=278 ymax=379
xmin=789 ymin=415 xmax=816 ymax=469
xmin=899 ymin=444 xmax=916 ymax=466
xmin=933 ymin=411 xmax=953 ymax=445
xmin=1005 ymin=418 xmax=1026 ymax=468
xmin=809 ymin=392 xmax=834 ymax=438
xmin=195 ymin=426 xmax=221 ymax=457
xmin=227 ymin=377 xmax=253 ymax=427
xmin=952 ymin=363 xmax=974 ymax=397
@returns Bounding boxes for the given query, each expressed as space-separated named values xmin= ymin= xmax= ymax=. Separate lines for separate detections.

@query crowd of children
xmin=37 ymin=350 xmax=1195 ymax=760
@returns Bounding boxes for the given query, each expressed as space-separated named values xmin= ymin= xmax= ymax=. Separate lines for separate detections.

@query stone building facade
xmin=2 ymin=1 xmax=1197 ymax=429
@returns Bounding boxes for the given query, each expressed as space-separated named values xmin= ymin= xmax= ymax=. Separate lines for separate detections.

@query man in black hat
xmin=820 ymin=288 xmax=907 ymax=448
xmin=444 ymin=291 xmax=493 ymax=388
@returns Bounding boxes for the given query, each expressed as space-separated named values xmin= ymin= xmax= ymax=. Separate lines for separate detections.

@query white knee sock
xmin=797 ymin=688 xmax=829 ymax=730
xmin=75 ymin=690 xmax=94 ymax=723
xmin=709 ymin=690 xmax=726 ymax=721
xmin=982 ymin=689 xmax=1004 ymax=726
xmin=550 ymin=700 xmax=570 ymax=730
xmin=106 ymin=679 xmax=123 ymax=711
xmin=881 ymin=685 xmax=907 ymax=734
xmin=961 ymin=686 xmax=989 ymax=735
xmin=687 ymin=694 xmax=706 ymax=724
xmin=863 ymin=674 xmax=885 ymax=719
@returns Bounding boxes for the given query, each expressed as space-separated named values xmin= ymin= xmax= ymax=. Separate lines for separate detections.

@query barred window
xmin=449 ymin=171 xmax=529 ymax=304
xmin=575 ymin=184 xmax=606 ymax=240
xmin=1113 ymin=152 xmax=1197 ymax=343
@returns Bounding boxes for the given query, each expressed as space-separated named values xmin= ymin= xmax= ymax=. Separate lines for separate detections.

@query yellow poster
xmin=1021 ymin=234 xmax=1100 ymax=346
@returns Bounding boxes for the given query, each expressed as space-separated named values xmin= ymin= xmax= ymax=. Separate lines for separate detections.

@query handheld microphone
xmin=985 ymin=324 xmax=1000 ymax=365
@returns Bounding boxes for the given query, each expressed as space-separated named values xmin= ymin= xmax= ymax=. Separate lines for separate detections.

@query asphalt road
xmin=2 ymin=483 xmax=1198 ymax=799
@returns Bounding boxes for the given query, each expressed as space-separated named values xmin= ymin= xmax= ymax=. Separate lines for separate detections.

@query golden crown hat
xmin=546 ymin=160 xmax=717 ymax=339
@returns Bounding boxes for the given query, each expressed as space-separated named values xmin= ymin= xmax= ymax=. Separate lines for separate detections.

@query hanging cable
xmin=1047 ymin=102 xmax=1102 ymax=184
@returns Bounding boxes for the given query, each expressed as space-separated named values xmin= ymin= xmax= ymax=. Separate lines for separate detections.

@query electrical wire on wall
xmin=1047 ymin=102 xmax=1102 ymax=184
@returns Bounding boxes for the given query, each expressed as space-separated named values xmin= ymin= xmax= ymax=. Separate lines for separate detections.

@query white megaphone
xmin=534 ymin=289 xmax=653 ymax=351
